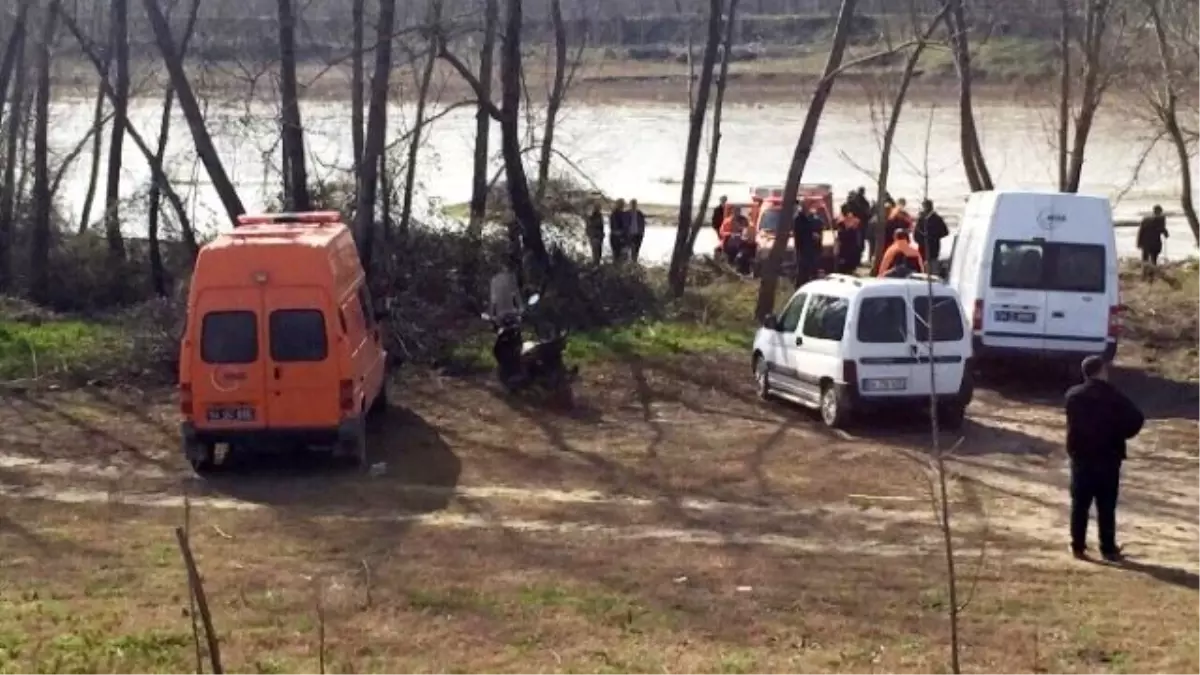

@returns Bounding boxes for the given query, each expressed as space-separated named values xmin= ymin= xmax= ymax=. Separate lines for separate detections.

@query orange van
xmin=178 ymin=211 xmax=388 ymax=473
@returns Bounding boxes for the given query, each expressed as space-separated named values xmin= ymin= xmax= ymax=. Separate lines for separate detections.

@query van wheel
xmin=754 ymin=355 xmax=772 ymax=401
xmin=938 ymin=402 xmax=967 ymax=431
xmin=185 ymin=441 xmax=216 ymax=475
xmin=819 ymin=383 xmax=852 ymax=429
xmin=340 ymin=420 xmax=369 ymax=469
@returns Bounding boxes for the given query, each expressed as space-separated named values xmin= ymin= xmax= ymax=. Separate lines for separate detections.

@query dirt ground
xmin=0 ymin=352 xmax=1196 ymax=673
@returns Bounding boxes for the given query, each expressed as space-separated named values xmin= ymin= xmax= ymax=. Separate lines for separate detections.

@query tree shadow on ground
xmin=194 ymin=404 xmax=460 ymax=515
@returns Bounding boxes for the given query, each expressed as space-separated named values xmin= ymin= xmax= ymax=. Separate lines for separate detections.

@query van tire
xmin=185 ymin=441 xmax=216 ymax=475
xmin=819 ymin=383 xmax=852 ymax=429
xmin=938 ymin=402 xmax=967 ymax=431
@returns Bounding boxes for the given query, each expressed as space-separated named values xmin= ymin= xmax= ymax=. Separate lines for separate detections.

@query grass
xmin=1118 ymin=259 xmax=1199 ymax=377
xmin=0 ymin=317 xmax=128 ymax=381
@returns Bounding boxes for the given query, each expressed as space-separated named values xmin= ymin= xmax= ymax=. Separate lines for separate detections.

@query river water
xmin=48 ymin=97 xmax=1199 ymax=263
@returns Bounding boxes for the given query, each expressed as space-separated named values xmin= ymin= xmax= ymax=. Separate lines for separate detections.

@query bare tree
xmin=0 ymin=4 xmax=28 ymax=293
xmin=754 ymin=0 xmax=860 ymax=320
xmin=142 ymin=0 xmax=244 ymax=221
xmin=1055 ymin=0 xmax=1071 ymax=191
xmin=0 ymin=2 xmax=31 ymax=131
xmin=351 ymin=0 xmax=365 ymax=167
xmin=462 ymin=0 xmax=498 ymax=294
xmin=277 ymin=0 xmax=311 ymax=211
xmin=77 ymin=40 xmax=110 ymax=234
xmin=941 ymin=0 xmax=993 ymax=192
xmin=29 ymin=2 xmax=58 ymax=304
xmin=398 ymin=0 xmax=444 ymax=240
xmin=354 ymin=0 xmax=398 ymax=272
xmin=667 ymin=0 xmax=723 ymax=297
xmin=1144 ymin=0 xmax=1199 ymax=243
xmin=534 ymin=0 xmax=585 ymax=202
xmin=102 ymin=0 xmax=129 ymax=263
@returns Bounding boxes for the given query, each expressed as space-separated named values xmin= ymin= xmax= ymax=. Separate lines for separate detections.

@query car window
xmin=801 ymin=294 xmax=848 ymax=341
xmin=269 ymin=310 xmax=328 ymax=362
xmin=758 ymin=208 xmax=781 ymax=234
xmin=778 ymin=293 xmax=808 ymax=332
xmin=200 ymin=311 xmax=258 ymax=364
xmin=913 ymin=295 xmax=965 ymax=342
xmin=856 ymin=296 xmax=908 ymax=344
xmin=357 ymin=287 xmax=375 ymax=329
xmin=991 ymin=241 xmax=1106 ymax=293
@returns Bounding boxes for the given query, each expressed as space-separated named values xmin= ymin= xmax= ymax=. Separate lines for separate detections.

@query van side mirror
xmin=762 ymin=313 xmax=778 ymax=330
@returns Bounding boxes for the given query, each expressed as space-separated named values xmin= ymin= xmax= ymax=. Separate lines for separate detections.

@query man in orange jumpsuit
xmin=877 ymin=229 xmax=925 ymax=277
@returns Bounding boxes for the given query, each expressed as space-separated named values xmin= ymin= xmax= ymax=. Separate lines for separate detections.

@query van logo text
xmin=1037 ymin=209 xmax=1067 ymax=231
xmin=211 ymin=367 xmax=247 ymax=393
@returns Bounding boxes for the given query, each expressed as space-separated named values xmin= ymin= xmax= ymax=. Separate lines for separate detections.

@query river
xmin=47 ymin=97 xmax=1199 ymax=263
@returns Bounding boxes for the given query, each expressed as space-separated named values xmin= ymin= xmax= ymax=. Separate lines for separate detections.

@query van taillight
xmin=339 ymin=379 xmax=354 ymax=412
xmin=971 ymin=299 xmax=983 ymax=332
xmin=1108 ymin=305 xmax=1122 ymax=337
xmin=180 ymin=383 xmax=193 ymax=416
xmin=842 ymin=359 xmax=858 ymax=387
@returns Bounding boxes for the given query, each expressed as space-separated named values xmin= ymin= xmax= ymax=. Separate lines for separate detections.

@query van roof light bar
xmin=235 ymin=210 xmax=342 ymax=227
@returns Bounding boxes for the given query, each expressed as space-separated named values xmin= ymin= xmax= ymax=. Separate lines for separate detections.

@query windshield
xmin=991 ymin=241 xmax=1106 ymax=293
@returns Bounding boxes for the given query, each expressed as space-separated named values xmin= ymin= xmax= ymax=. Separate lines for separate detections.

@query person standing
xmin=793 ymin=208 xmax=819 ymax=287
xmin=1136 ymin=205 xmax=1169 ymax=275
xmin=711 ymin=196 xmax=728 ymax=236
xmin=609 ymin=199 xmax=627 ymax=262
xmin=833 ymin=205 xmax=862 ymax=274
xmin=586 ymin=204 xmax=605 ymax=265
xmin=1065 ymin=356 xmax=1145 ymax=562
xmin=627 ymin=199 xmax=647 ymax=263
xmin=913 ymin=199 xmax=949 ymax=267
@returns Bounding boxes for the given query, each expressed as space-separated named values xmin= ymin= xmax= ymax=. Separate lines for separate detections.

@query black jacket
xmin=793 ymin=212 xmax=819 ymax=256
xmin=1064 ymin=378 xmax=1144 ymax=468
xmin=914 ymin=211 xmax=949 ymax=248
xmin=586 ymin=211 xmax=605 ymax=239
xmin=711 ymin=205 xmax=725 ymax=233
xmin=1137 ymin=215 xmax=1168 ymax=252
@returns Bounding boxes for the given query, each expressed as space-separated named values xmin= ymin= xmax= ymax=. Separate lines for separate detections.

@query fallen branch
xmin=175 ymin=526 xmax=223 ymax=674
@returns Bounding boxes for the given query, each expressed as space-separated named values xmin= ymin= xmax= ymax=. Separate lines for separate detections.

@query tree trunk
xmin=753 ymin=0 xmax=857 ymax=320
xmin=872 ymin=5 xmax=950 ymax=272
xmin=944 ymin=0 xmax=992 ymax=192
xmin=351 ymin=0 xmax=364 ymax=168
xmin=0 ymin=14 xmax=26 ymax=293
xmin=103 ymin=0 xmax=129 ymax=263
xmin=0 ymin=2 xmax=31 ymax=132
xmin=461 ymin=0 xmax=498 ymax=298
xmin=277 ymin=0 xmax=310 ymax=211
xmin=30 ymin=3 xmax=57 ymax=305
xmin=147 ymin=0 xmax=201 ymax=296
xmin=400 ymin=0 xmax=442 ymax=240
xmin=78 ymin=46 xmax=110 ymax=234
xmin=667 ymin=0 xmax=723 ymax=297
xmin=141 ymin=0 xmax=244 ymax=221
xmin=354 ymin=0 xmax=397 ymax=275
xmin=534 ymin=0 xmax=567 ymax=202
xmin=498 ymin=0 xmax=547 ymax=276
xmin=1056 ymin=0 xmax=1070 ymax=191
xmin=686 ymin=0 xmax=739 ymax=256
xmin=1064 ymin=0 xmax=1111 ymax=194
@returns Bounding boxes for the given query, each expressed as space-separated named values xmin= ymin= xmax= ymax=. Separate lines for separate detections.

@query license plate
xmin=206 ymin=406 xmax=256 ymax=422
xmin=994 ymin=310 xmax=1036 ymax=323
xmin=862 ymin=377 xmax=907 ymax=392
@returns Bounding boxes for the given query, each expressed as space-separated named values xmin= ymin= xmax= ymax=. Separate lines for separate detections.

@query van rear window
xmin=200 ymin=311 xmax=258 ymax=364
xmin=991 ymin=241 xmax=1106 ymax=293
xmin=856 ymin=297 xmax=908 ymax=344
xmin=269 ymin=310 xmax=328 ymax=362
xmin=913 ymin=296 xmax=966 ymax=342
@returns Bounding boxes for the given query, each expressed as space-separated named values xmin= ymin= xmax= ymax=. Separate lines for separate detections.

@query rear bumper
xmin=973 ymin=336 xmax=1117 ymax=362
xmin=181 ymin=417 xmax=362 ymax=448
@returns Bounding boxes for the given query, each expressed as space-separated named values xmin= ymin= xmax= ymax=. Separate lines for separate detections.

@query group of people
xmin=711 ymin=197 xmax=759 ymax=269
xmin=586 ymin=198 xmax=647 ymax=265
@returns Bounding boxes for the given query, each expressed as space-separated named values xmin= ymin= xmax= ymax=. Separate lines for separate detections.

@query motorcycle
xmin=480 ymin=294 xmax=577 ymax=404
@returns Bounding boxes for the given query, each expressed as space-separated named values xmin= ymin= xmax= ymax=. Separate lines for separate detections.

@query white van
xmin=751 ymin=275 xmax=974 ymax=429
xmin=945 ymin=191 xmax=1119 ymax=366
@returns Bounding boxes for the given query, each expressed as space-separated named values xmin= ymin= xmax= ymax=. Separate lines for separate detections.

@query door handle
xmin=794 ymin=335 xmax=803 ymax=346
xmin=909 ymin=343 xmax=918 ymax=355
xmin=274 ymin=366 xmax=282 ymax=379
xmin=1051 ymin=311 xmax=1065 ymax=318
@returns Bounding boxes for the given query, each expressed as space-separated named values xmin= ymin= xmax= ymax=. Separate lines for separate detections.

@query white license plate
xmin=862 ymin=377 xmax=907 ymax=392
xmin=994 ymin=310 xmax=1036 ymax=323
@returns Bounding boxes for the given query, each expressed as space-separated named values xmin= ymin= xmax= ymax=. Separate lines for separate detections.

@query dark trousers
xmin=630 ymin=234 xmax=644 ymax=263
xmin=1141 ymin=248 xmax=1160 ymax=266
xmin=1070 ymin=463 xmax=1121 ymax=554
xmin=589 ymin=237 xmax=603 ymax=265
xmin=610 ymin=237 xmax=625 ymax=263
xmin=795 ymin=252 xmax=817 ymax=287
xmin=920 ymin=243 xmax=940 ymax=268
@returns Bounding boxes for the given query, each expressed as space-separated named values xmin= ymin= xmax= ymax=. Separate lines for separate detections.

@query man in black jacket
xmin=1136 ymin=205 xmax=1169 ymax=276
xmin=711 ymin=196 xmax=727 ymax=236
xmin=1064 ymin=356 xmax=1145 ymax=561
xmin=914 ymin=199 xmax=949 ymax=267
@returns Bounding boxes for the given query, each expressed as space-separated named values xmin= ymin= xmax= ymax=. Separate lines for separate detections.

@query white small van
xmin=944 ymin=191 xmax=1119 ymax=366
xmin=752 ymin=275 xmax=974 ymax=429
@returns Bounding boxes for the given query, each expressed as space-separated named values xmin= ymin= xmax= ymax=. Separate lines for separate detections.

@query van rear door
xmin=193 ymin=289 xmax=267 ymax=430
xmin=1042 ymin=242 xmax=1110 ymax=354
xmin=264 ymin=287 xmax=342 ymax=429
xmin=911 ymin=294 xmax=968 ymax=395
xmin=852 ymin=295 xmax=915 ymax=398
xmin=984 ymin=240 xmax=1047 ymax=352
